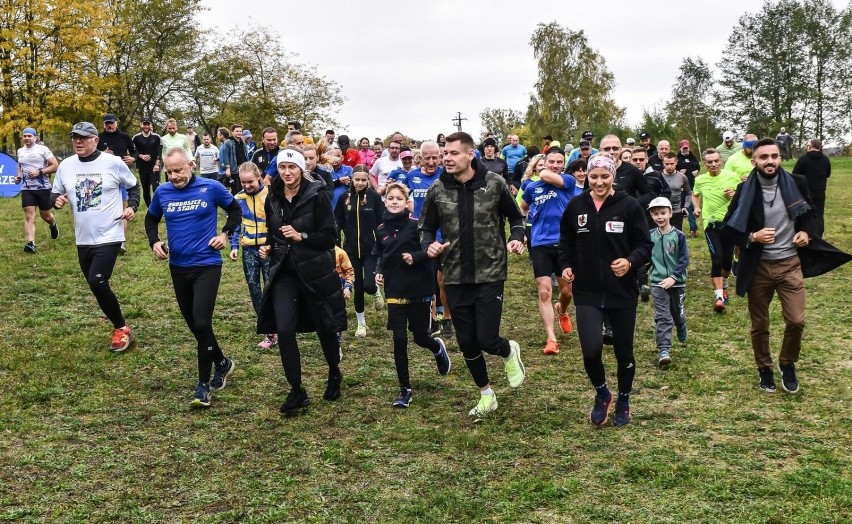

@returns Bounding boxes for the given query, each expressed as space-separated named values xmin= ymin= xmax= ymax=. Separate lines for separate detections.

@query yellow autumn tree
xmin=0 ymin=0 xmax=113 ymax=150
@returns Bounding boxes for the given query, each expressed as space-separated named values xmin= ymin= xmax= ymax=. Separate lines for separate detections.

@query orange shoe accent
xmin=543 ymin=339 xmax=560 ymax=355
xmin=555 ymin=303 xmax=573 ymax=334
xmin=110 ymin=325 xmax=135 ymax=352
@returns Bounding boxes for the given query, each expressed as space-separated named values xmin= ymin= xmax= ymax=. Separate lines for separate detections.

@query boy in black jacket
xmin=375 ymin=183 xmax=451 ymax=408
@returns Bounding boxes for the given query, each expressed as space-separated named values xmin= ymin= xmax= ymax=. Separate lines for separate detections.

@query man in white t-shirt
xmin=369 ymin=140 xmax=402 ymax=193
xmin=195 ymin=133 xmax=220 ymax=179
xmin=15 ymin=127 xmax=60 ymax=253
xmin=51 ymin=122 xmax=141 ymax=353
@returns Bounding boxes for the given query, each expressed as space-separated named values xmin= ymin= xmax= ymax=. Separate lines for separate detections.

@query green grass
xmin=0 ymin=159 xmax=850 ymax=523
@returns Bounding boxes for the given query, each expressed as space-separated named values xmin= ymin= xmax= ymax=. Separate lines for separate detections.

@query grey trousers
xmin=651 ymin=286 xmax=686 ymax=350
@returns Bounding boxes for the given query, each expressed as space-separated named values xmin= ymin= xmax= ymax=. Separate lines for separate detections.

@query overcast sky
xmin=197 ymin=0 xmax=846 ymax=142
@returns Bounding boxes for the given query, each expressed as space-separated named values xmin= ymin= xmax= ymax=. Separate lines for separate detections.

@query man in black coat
xmin=792 ymin=138 xmax=831 ymax=238
xmin=721 ymin=138 xmax=816 ymax=396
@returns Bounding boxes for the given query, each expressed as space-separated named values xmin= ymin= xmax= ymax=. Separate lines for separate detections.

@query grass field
xmin=0 ymin=159 xmax=850 ymax=523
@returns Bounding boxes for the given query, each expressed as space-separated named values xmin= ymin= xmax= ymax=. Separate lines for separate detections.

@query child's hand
xmin=402 ymin=253 xmax=413 ymax=265
xmin=375 ymin=273 xmax=384 ymax=285
xmin=660 ymin=277 xmax=676 ymax=289
xmin=343 ymin=288 xmax=351 ymax=299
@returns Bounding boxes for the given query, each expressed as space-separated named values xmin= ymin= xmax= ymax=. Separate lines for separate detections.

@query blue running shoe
xmin=434 ymin=338 xmax=451 ymax=376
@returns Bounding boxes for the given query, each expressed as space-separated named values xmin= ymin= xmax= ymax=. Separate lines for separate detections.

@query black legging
xmin=705 ymin=227 xmax=734 ymax=277
xmin=77 ymin=243 xmax=125 ymax=329
xmin=350 ymin=253 xmax=378 ymax=313
xmin=170 ymin=265 xmax=226 ymax=383
xmin=270 ymin=271 xmax=341 ymax=388
xmin=575 ymin=304 xmax=637 ymax=394
xmin=390 ymin=302 xmax=440 ymax=388
xmin=139 ymin=170 xmax=159 ymax=207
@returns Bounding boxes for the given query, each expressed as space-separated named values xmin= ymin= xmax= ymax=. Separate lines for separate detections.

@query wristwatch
xmin=748 ymin=232 xmax=754 ymax=244
xmin=301 ymin=232 xmax=308 ymax=241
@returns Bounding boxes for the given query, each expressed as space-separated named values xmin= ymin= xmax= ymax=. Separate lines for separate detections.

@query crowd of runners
xmin=13 ymin=117 xmax=850 ymax=427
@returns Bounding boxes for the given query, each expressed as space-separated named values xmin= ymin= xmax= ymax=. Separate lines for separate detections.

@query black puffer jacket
xmin=257 ymin=175 xmax=346 ymax=334
xmin=374 ymin=209 xmax=432 ymax=300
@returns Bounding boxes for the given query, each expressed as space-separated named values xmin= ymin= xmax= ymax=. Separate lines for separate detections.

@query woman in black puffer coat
xmin=258 ymin=148 xmax=346 ymax=414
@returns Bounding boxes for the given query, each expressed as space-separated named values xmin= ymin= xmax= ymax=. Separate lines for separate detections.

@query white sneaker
xmin=468 ymin=392 xmax=498 ymax=418
xmin=355 ymin=324 xmax=367 ymax=338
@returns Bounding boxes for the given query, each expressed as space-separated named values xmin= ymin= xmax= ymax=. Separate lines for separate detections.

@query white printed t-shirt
xmin=369 ymin=156 xmax=402 ymax=192
xmin=17 ymin=144 xmax=55 ymax=191
xmin=52 ymin=152 xmax=138 ymax=246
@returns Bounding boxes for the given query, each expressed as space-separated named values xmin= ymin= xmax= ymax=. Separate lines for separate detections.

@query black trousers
xmin=811 ymin=191 xmax=826 ymax=238
xmin=170 ymin=265 xmax=226 ymax=384
xmin=77 ymin=243 xmax=125 ymax=329
xmin=139 ymin=170 xmax=159 ymax=207
xmin=444 ymin=281 xmax=511 ymax=388
xmin=270 ymin=271 xmax=341 ymax=388
xmin=387 ymin=301 xmax=440 ymax=388
xmin=350 ymin=253 xmax=378 ymax=314
xmin=575 ymin=304 xmax=637 ymax=394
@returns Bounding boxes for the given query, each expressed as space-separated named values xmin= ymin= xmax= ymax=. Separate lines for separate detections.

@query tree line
xmin=482 ymin=0 xmax=852 ymax=153
xmin=0 ymin=0 xmax=342 ymax=155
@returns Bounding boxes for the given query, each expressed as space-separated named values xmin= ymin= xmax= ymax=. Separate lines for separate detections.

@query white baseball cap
xmin=723 ymin=131 xmax=734 ymax=140
xmin=647 ymin=197 xmax=672 ymax=210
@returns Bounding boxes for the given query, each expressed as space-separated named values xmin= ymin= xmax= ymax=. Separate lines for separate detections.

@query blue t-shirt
xmin=404 ymin=167 xmax=443 ymax=219
xmin=521 ymin=174 xmax=580 ymax=247
xmin=567 ymin=148 xmax=598 ymax=164
xmin=147 ymin=176 xmax=235 ymax=267
xmin=331 ymin=164 xmax=353 ymax=210
xmin=386 ymin=167 xmax=413 ymax=185
xmin=501 ymin=144 xmax=527 ymax=172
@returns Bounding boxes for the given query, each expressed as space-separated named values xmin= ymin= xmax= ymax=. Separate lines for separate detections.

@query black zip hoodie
xmin=334 ymin=185 xmax=385 ymax=259
xmin=558 ymin=190 xmax=652 ymax=308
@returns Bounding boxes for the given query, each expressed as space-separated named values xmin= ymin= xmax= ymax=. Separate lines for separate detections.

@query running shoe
xmin=468 ymin=392 xmax=498 ymax=419
xmin=640 ymin=285 xmax=651 ymax=302
xmin=758 ymin=367 xmax=777 ymax=393
xmin=24 ymin=242 xmax=36 ymax=253
xmin=778 ymin=362 xmax=799 ymax=394
xmin=49 ymin=221 xmax=59 ymax=240
xmin=543 ymin=339 xmax=560 ymax=355
xmin=355 ymin=325 xmax=367 ymax=338
xmin=441 ymin=319 xmax=454 ymax=339
xmin=722 ymin=281 xmax=730 ymax=304
xmin=590 ymin=393 xmax=614 ymax=427
xmin=613 ymin=399 xmax=631 ymax=427
xmin=676 ymin=322 xmax=688 ymax=343
xmin=119 ymin=242 xmax=127 ymax=256
xmin=393 ymin=387 xmax=413 ymax=408
xmin=374 ymin=287 xmax=385 ymax=310
xmin=434 ymin=338 xmax=451 ymax=376
xmin=689 ymin=230 xmax=698 ymax=238
xmin=504 ymin=340 xmax=525 ymax=388
xmin=280 ymin=386 xmax=310 ymax=413
xmin=430 ymin=318 xmax=441 ymax=337
xmin=555 ymin=303 xmax=573 ymax=334
xmin=191 ymin=382 xmax=211 ymax=408
xmin=714 ymin=297 xmax=726 ymax=313
xmin=257 ymin=334 xmax=278 ymax=349
xmin=323 ymin=371 xmax=342 ymax=401
xmin=210 ymin=357 xmax=235 ymax=391
xmin=657 ymin=348 xmax=672 ymax=367
xmin=109 ymin=324 xmax=135 ymax=352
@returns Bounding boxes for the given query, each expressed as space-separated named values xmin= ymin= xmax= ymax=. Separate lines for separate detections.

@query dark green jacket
xmin=419 ymin=158 xmax=525 ymax=285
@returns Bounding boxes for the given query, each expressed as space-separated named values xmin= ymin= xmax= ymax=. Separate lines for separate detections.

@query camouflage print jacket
xmin=419 ymin=158 xmax=525 ymax=285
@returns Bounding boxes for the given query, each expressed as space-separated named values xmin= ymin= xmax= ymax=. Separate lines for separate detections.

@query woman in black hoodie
xmin=559 ymin=154 xmax=652 ymax=428
xmin=258 ymin=148 xmax=347 ymax=414
xmin=334 ymin=166 xmax=385 ymax=337
xmin=374 ymin=183 xmax=451 ymax=408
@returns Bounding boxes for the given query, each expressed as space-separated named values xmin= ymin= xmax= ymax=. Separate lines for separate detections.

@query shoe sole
xmin=190 ymin=398 xmax=211 ymax=408
xmin=758 ymin=383 xmax=777 ymax=393
xmin=613 ymin=406 xmax=631 ymax=427
xmin=392 ymin=397 xmax=412 ymax=408
xmin=469 ymin=399 xmax=498 ymax=420
xmin=658 ymin=356 xmax=672 ymax=367
xmin=211 ymin=361 xmax=235 ymax=391
xmin=280 ymin=399 xmax=311 ymax=414
xmin=507 ymin=342 xmax=525 ymax=388
xmin=778 ymin=363 xmax=799 ymax=394
xmin=591 ymin=396 xmax=614 ymax=428
xmin=110 ymin=332 xmax=136 ymax=353
xmin=714 ymin=303 xmax=726 ymax=313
